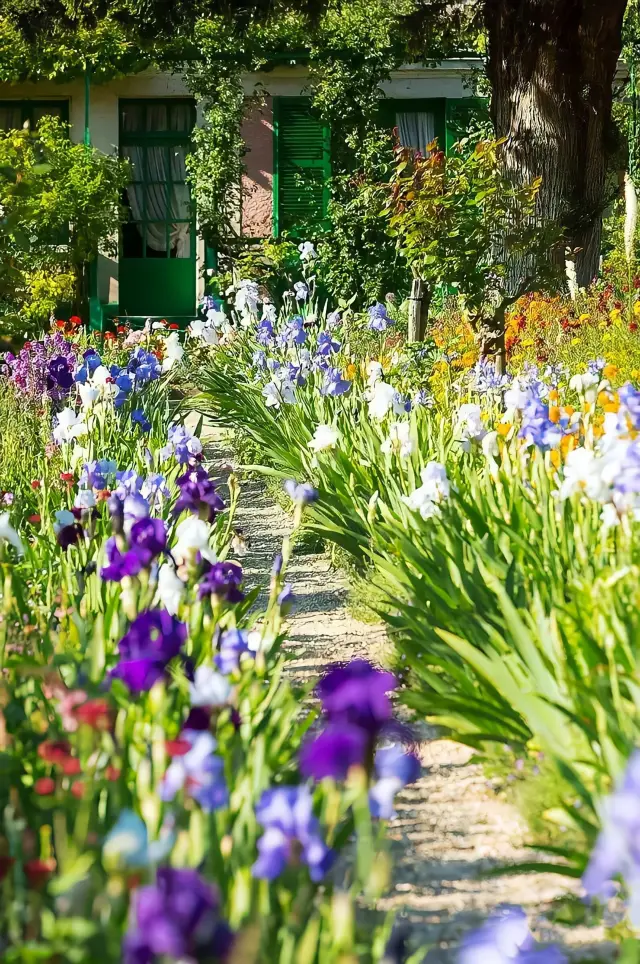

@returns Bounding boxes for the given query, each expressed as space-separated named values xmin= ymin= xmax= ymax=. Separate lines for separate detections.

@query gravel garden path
xmin=199 ymin=422 xmax=612 ymax=962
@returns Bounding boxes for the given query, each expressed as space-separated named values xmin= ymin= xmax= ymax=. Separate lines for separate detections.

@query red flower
xmin=74 ymin=698 xmax=111 ymax=731
xmin=38 ymin=740 xmax=72 ymax=764
xmin=71 ymin=781 xmax=85 ymax=799
xmin=117 ymin=325 xmax=128 ymax=334
xmin=34 ymin=777 xmax=56 ymax=796
xmin=168 ymin=322 xmax=180 ymax=330
xmin=54 ymin=320 xmax=66 ymax=330
xmin=105 ymin=765 xmax=121 ymax=782
xmin=96 ymin=489 xmax=111 ymax=501
xmin=165 ymin=739 xmax=191 ymax=757
xmin=30 ymin=480 xmax=41 ymax=490
xmin=631 ymin=322 xmax=639 ymax=332
xmin=69 ymin=315 xmax=82 ymax=326
xmin=24 ymin=858 xmax=56 ymax=889
xmin=61 ymin=757 xmax=82 ymax=776
xmin=104 ymin=332 xmax=116 ymax=342
xmin=28 ymin=514 xmax=41 ymax=524
xmin=0 ymin=856 xmax=15 ymax=881
xmin=60 ymin=472 xmax=74 ymax=483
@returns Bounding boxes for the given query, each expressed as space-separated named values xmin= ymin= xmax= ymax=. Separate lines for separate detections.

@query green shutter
xmin=445 ymin=97 xmax=491 ymax=153
xmin=274 ymin=98 xmax=330 ymax=237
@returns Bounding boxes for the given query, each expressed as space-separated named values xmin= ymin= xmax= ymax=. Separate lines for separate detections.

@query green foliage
xmin=0 ymin=116 xmax=129 ymax=332
xmin=385 ymin=138 xmax=562 ymax=347
xmin=316 ymin=128 xmax=411 ymax=303
xmin=0 ymin=382 xmax=53 ymax=495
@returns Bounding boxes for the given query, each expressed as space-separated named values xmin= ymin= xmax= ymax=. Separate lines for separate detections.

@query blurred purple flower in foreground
xmin=458 ymin=905 xmax=566 ymax=964
xmin=252 ymin=786 xmax=334 ymax=882
xmin=583 ymin=750 xmax=640 ymax=925
xmin=110 ymin=609 xmax=187 ymax=693
xmin=124 ymin=867 xmax=233 ymax=963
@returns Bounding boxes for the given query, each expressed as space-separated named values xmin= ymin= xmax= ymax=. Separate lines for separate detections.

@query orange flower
xmin=497 ymin=422 xmax=511 ymax=436
xmin=549 ymin=406 xmax=561 ymax=423
xmin=603 ymin=363 xmax=618 ymax=380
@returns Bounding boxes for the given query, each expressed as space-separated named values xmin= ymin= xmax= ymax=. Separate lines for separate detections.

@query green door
xmin=119 ymin=99 xmax=196 ymax=318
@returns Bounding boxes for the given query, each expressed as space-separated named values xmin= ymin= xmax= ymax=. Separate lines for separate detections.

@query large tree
xmin=484 ymin=0 xmax=630 ymax=286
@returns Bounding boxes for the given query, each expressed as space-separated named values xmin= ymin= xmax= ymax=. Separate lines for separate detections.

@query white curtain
xmin=396 ymin=111 xmax=436 ymax=155
xmin=122 ymin=103 xmax=191 ymax=258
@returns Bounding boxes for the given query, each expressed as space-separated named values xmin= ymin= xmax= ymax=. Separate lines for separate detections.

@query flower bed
xmin=0 ymin=320 xmax=495 ymax=962
xmin=190 ymin=269 xmax=640 ymax=952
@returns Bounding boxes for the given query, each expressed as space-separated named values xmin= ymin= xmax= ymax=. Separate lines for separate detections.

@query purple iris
xmin=518 ymin=399 xmax=563 ymax=450
xmin=215 ymin=629 xmax=252 ymax=674
xmin=56 ymin=522 xmax=82 ymax=550
xmin=583 ymin=750 xmax=640 ymax=918
xmin=369 ymin=743 xmax=421 ymax=819
xmin=252 ymin=349 xmax=267 ymax=370
xmin=167 ymin=424 xmax=202 ymax=465
xmin=132 ymin=408 xmax=152 ymax=433
xmin=283 ymin=480 xmax=318 ymax=505
xmin=111 ymin=609 xmax=187 ymax=693
xmin=457 ymin=905 xmax=566 ymax=964
xmin=160 ymin=731 xmax=229 ymax=813
xmin=277 ymin=583 xmax=294 ymax=609
xmin=326 ymin=310 xmax=342 ymax=330
xmin=127 ymin=347 xmax=161 ymax=384
xmin=115 ymin=470 xmax=145 ymax=499
xmin=48 ymin=356 xmax=75 ymax=391
xmin=174 ymin=465 xmax=225 ymax=522
xmin=124 ymin=867 xmax=233 ymax=964
xmin=81 ymin=459 xmax=117 ymax=491
xmin=320 ymin=367 xmax=351 ymax=397
xmin=367 ymin=302 xmax=394 ymax=332
xmin=615 ymin=442 xmax=640 ymax=496
xmin=316 ymin=331 xmax=341 ymax=356
xmin=256 ymin=319 xmax=275 ymax=345
xmin=317 ymin=660 xmax=397 ymax=734
xmin=101 ymin=517 xmax=166 ymax=581
xmin=252 ymin=786 xmax=334 ymax=883
xmin=198 ymin=561 xmax=244 ymax=603
xmin=619 ymin=383 xmax=640 ymax=430
xmin=300 ymin=723 xmax=368 ymax=780
xmin=283 ymin=316 xmax=307 ymax=346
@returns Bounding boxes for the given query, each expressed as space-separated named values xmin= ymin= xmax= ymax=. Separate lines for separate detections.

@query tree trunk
xmin=485 ymin=0 xmax=628 ymax=287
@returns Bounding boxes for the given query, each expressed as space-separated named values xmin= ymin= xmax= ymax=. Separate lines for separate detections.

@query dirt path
xmin=201 ymin=424 xmax=611 ymax=962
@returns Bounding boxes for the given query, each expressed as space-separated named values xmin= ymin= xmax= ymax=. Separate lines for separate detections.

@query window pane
xmin=170 ymin=104 xmax=192 ymax=131
xmin=169 ymin=184 xmax=191 ymax=221
xmin=122 ymin=145 xmax=144 ymax=182
xmin=146 ymin=222 xmax=168 ymax=256
xmin=121 ymin=103 xmax=144 ymax=133
xmin=170 ymin=145 xmax=187 ymax=180
xmin=33 ymin=105 xmax=64 ymax=127
xmin=0 ymin=106 xmax=23 ymax=131
xmin=146 ymin=145 xmax=167 ymax=183
xmin=396 ymin=111 xmax=435 ymax=154
xmin=146 ymin=104 xmax=168 ymax=132
xmin=170 ymin=222 xmax=191 ymax=259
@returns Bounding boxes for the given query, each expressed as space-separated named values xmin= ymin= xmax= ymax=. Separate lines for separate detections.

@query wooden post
xmin=407 ymin=277 xmax=424 ymax=342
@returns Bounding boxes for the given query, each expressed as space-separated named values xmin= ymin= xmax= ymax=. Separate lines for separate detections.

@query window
xmin=0 ymin=100 xmax=69 ymax=132
xmin=380 ymin=99 xmax=445 ymax=154
xmin=274 ymin=98 xmax=330 ymax=237
xmin=396 ymin=111 xmax=436 ymax=155
xmin=119 ymin=99 xmax=196 ymax=261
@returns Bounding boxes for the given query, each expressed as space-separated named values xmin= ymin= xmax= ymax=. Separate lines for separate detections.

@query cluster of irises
xmin=188 ymin=272 xmax=640 ymax=959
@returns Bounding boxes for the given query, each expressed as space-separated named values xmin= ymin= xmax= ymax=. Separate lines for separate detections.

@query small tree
xmin=0 ymin=116 xmax=129 ymax=333
xmin=385 ymin=138 xmax=562 ymax=368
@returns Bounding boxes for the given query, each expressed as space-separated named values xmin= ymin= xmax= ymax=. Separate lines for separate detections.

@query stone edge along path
xmin=193 ymin=417 xmax=613 ymax=962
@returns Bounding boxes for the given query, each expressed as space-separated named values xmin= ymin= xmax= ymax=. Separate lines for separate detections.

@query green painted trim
xmin=84 ymin=70 xmax=91 ymax=147
xmin=272 ymin=96 xmax=280 ymax=238
xmin=445 ymin=97 xmax=490 ymax=153
xmin=272 ymin=96 xmax=331 ymax=238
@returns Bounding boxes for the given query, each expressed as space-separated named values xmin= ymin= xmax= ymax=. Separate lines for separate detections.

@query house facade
xmin=0 ymin=60 xmax=483 ymax=324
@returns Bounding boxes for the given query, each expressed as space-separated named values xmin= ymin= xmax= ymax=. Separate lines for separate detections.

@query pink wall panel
xmin=241 ymin=98 xmax=273 ymax=238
